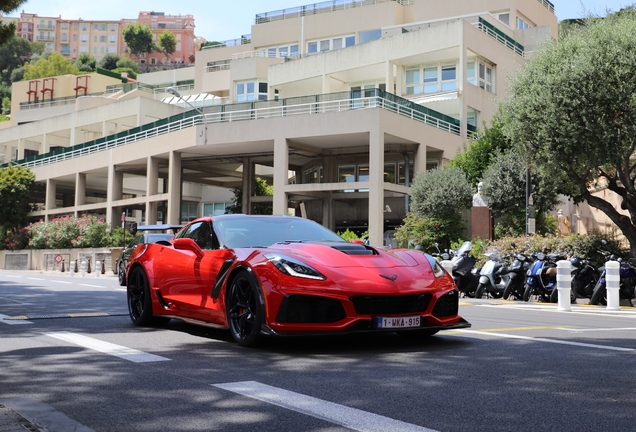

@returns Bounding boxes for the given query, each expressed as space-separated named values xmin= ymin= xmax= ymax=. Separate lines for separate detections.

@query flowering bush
xmin=2 ymin=226 xmax=31 ymax=251
xmin=27 ymin=215 xmax=111 ymax=249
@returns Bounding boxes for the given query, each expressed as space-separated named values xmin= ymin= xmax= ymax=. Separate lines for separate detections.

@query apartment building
xmin=0 ymin=0 xmax=559 ymax=246
xmin=5 ymin=10 xmax=196 ymax=63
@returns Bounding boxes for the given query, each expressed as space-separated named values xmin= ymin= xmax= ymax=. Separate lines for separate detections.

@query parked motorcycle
xmin=549 ymin=256 xmax=599 ymax=303
xmin=503 ymin=243 xmax=534 ymax=300
xmin=474 ymin=250 xmax=508 ymax=299
xmin=589 ymin=243 xmax=636 ymax=306
xmin=523 ymin=252 xmax=565 ymax=302
xmin=447 ymin=241 xmax=480 ymax=298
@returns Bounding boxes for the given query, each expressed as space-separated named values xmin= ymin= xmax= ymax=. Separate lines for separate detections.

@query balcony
xmin=36 ymin=35 xmax=55 ymax=42
xmin=255 ymin=0 xmax=414 ymax=24
xmin=36 ymin=23 xmax=55 ymax=30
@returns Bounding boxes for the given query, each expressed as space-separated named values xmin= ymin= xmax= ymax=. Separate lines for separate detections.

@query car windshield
xmin=215 ymin=216 xmax=345 ymax=248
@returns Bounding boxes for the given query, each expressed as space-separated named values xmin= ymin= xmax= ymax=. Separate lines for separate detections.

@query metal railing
xmin=5 ymin=89 xmax=462 ymax=169
xmin=104 ymin=82 xmax=195 ymax=96
xmin=205 ymin=63 xmax=231 ymax=73
xmin=255 ymin=0 xmax=414 ymax=24
xmin=200 ymin=35 xmax=252 ymax=51
xmin=475 ymin=17 xmax=524 ymax=57
xmin=538 ymin=0 xmax=555 ymax=13
xmin=19 ymin=92 xmax=105 ymax=110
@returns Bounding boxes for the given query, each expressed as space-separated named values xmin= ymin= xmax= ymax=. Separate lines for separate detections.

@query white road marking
xmin=555 ymin=327 xmax=636 ymax=333
xmin=455 ymin=329 xmax=635 ymax=352
xmin=476 ymin=303 xmax=636 ymax=318
xmin=0 ymin=313 xmax=32 ymax=325
xmin=80 ymin=284 xmax=105 ymax=288
xmin=44 ymin=331 xmax=171 ymax=363
xmin=1 ymin=275 xmax=23 ymax=278
xmin=213 ymin=381 xmax=438 ymax=432
xmin=27 ymin=277 xmax=45 ymax=281
xmin=51 ymin=280 xmax=73 ymax=284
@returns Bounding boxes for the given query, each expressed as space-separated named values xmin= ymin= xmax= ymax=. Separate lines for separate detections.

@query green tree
xmin=122 ymin=23 xmax=156 ymax=67
xmin=449 ymin=111 xmax=511 ymax=186
xmin=115 ymin=57 xmax=141 ymax=73
xmin=157 ymin=30 xmax=177 ymax=63
xmin=501 ymin=13 xmax=636 ymax=259
xmin=0 ymin=36 xmax=32 ymax=85
xmin=0 ymin=165 xmax=35 ymax=238
xmin=226 ymin=177 xmax=273 ymax=215
xmin=23 ymin=52 xmax=79 ymax=79
xmin=0 ymin=0 xmax=28 ymax=46
xmin=98 ymin=53 xmax=120 ymax=70
xmin=410 ymin=166 xmax=472 ymax=219
xmin=75 ymin=52 xmax=96 ymax=72
xmin=1 ymin=96 xmax=10 ymax=116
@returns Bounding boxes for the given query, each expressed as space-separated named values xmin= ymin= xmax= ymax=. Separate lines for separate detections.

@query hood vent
xmin=329 ymin=243 xmax=377 ymax=256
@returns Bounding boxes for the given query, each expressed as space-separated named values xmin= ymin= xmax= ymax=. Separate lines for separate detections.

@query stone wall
xmin=1 ymin=248 xmax=124 ymax=273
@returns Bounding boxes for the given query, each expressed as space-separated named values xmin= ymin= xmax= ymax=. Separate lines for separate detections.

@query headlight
xmin=432 ymin=261 xmax=446 ymax=278
xmin=264 ymin=253 xmax=326 ymax=281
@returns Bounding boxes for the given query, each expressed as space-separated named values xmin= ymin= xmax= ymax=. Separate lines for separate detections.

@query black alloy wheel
xmin=127 ymin=267 xmax=170 ymax=326
xmin=226 ymin=270 xmax=263 ymax=347
xmin=523 ymin=284 xmax=534 ymax=302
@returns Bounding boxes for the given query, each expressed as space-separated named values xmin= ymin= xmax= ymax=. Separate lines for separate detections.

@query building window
xmin=307 ymin=35 xmax=354 ymax=54
xmin=93 ymin=24 xmax=98 ymax=31
xmin=303 ymin=166 xmax=323 ymax=184
xmin=496 ymin=12 xmax=510 ymax=26
xmin=467 ymin=60 xmax=494 ymax=93
xmin=181 ymin=202 xmax=198 ymax=222
xmin=405 ymin=63 xmax=457 ymax=95
xmin=109 ymin=35 xmax=116 ymax=43
xmin=517 ymin=16 xmax=532 ymax=29
xmin=61 ymin=33 xmax=67 ymax=42
xmin=24 ymin=149 xmax=38 ymax=158
xmin=338 ymin=165 xmax=356 ymax=192
xmin=80 ymin=34 xmax=87 ymax=42
xmin=359 ymin=29 xmax=381 ymax=44
xmin=61 ymin=23 xmax=69 ymax=30
xmin=100 ymin=35 xmax=106 ymax=42
xmin=398 ymin=162 xmax=414 ymax=186
xmin=80 ymin=45 xmax=88 ymax=52
xmin=203 ymin=203 xmax=232 ymax=216
xmin=101 ymin=24 xmax=107 ymax=31
xmin=110 ymin=24 xmax=117 ymax=31
xmin=108 ymin=46 xmax=117 ymax=53
xmin=235 ymin=81 xmax=268 ymax=102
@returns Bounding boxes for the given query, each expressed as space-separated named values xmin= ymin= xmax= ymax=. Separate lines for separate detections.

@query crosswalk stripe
xmin=213 ymin=381 xmax=438 ymax=432
xmin=44 ymin=331 xmax=171 ymax=363
xmin=0 ymin=313 xmax=32 ymax=325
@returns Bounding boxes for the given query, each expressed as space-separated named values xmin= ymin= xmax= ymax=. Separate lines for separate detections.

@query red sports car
xmin=126 ymin=214 xmax=470 ymax=346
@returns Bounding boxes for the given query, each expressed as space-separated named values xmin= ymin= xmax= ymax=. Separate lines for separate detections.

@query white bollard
xmin=441 ymin=260 xmax=453 ymax=276
xmin=95 ymin=261 xmax=101 ymax=277
xmin=80 ymin=260 xmax=86 ymax=277
xmin=69 ymin=261 xmax=76 ymax=276
xmin=556 ymin=260 xmax=571 ymax=311
xmin=606 ymin=261 xmax=620 ymax=311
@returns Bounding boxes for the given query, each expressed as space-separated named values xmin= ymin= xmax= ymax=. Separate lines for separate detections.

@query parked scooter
xmin=502 ymin=243 xmax=534 ymax=300
xmin=549 ymin=256 xmax=599 ymax=303
xmin=474 ymin=250 xmax=508 ymax=299
xmin=446 ymin=241 xmax=480 ymax=298
xmin=589 ymin=242 xmax=636 ymax=306
xmin=523 ymin=252 xmax=565 ymax=302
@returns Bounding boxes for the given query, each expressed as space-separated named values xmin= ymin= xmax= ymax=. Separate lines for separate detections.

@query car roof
xmin=137 ymin=224 xmax=182 ymax=232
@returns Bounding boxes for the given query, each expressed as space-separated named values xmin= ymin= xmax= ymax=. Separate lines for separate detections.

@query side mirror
xmin=173 ymin=238 xmax=204 ymax=259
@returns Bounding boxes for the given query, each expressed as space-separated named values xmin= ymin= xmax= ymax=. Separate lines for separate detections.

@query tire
xmin=474 ymin=283 xmax=485 ymax=299
xmin=490 ymin=291 xmax=503 ymax=299
xmin=226 ymin=270 xmax=264 ymax=347
xmin=590 ymin=284 xmax=607 ymax=306
xmin=550 ymin=288 xmax=558 ymax=304
xmin=118 ymin=261 xmax=127 ymax=286
xmin=127 ymin=266 xmax=157 ymax=326
xmin=503 ymin=279 xmax=514 ymax=300
xmin=523 ymin=284 xmax=534 ymax=302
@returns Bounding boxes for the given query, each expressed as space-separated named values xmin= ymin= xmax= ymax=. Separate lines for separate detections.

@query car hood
xmin=264 ymin=241 xmax=422 ymax=269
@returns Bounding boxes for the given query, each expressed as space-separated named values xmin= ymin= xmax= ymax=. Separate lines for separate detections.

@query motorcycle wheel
xmin=474 ymin=283 xmax=485 ymax=299
xmin=503 ymin=281 xmax=514 ymax=300
xmin=590 ymin=284 xmax=607 ymax=306
xmin=523 ymin=285 xmax=533 ymax=302
xmin=490 ymin=291 xmax=503 ymax=299
xmin=550 ymin=288 xmax=558 ymax=304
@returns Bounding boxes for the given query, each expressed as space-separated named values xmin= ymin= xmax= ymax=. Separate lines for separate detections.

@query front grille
xmin=350 ymin=294 xmax=431 ymax=315
xmin=276 ymin=295 xmax=346 ymax=323
xmin=432 ymin=290 xmax=459 ymax=317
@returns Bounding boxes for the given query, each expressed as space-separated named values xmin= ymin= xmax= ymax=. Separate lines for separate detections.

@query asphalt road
xmin=1 ymin=271 xmax=635 ymax=432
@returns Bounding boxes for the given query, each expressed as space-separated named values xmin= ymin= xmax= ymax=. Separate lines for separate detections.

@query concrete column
xmin=16 ymin=138 xmax=22 ymax=161
xmin=167 ymin=151 xmax=182 ymax=224
xmin=273 ymin=137 xmax=289 ymax=215
xmin=75 ymin=172 xmax=86 ymax=207
xmin=385 ymin=60 xmax=393 ymax=94
xmin=42 ymin=133 xmax=49 ymax=154
xmin=368 ymin=129 xmax=384 ymax=246
xmin=45 ymin=179 xmax=56 ymax=221
xmin=458 ymin=41 xmax=467 ymax=138
xmin=145 ymin=156 xmax=159 ymax=225
xmin=395 ymin=65 xmax=403 ymax=96
xmin=106 ymin=164 xmax=123 ymax=227
xmin=413 ymin=143 xmax=428 ymax=178
xmin=241 ymin=157 xmax=253 ymax=214
xmin=322 ymin=192 xmax=334 ymax=231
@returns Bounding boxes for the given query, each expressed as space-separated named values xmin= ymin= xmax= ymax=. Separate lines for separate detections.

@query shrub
xmin=395 ymin=212 xmax=465 ymax=253
xmin=27 ymin=215 xmax=112 ymax=249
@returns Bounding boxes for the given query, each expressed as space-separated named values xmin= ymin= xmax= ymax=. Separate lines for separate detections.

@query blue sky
xmin=13 ymin=0 xmax=634 ymax=42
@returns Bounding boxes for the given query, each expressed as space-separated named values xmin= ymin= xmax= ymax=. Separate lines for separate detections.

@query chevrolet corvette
xmin=126 ymin=214 xmax=470 ymax=346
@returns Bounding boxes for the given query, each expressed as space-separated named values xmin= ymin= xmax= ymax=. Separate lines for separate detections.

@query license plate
xmin=376 ymin=315 xmax=420 ymax=329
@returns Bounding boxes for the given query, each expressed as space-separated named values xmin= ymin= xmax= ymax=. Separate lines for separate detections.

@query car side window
xmin=179 ymin=221 xmax=219 ymax=250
